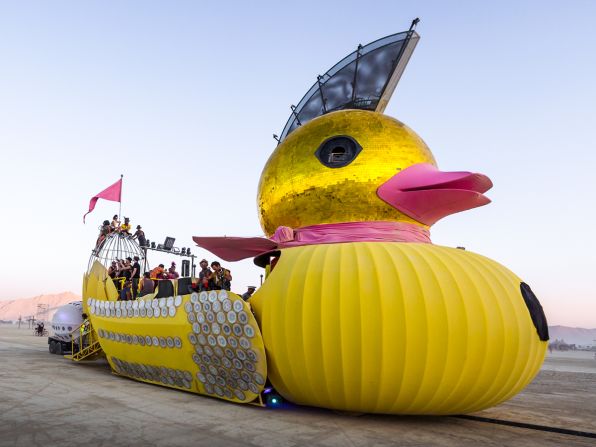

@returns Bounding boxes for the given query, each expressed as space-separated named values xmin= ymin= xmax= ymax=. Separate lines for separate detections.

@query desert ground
xmin=1 ymin=324 xmax=594 ymax=447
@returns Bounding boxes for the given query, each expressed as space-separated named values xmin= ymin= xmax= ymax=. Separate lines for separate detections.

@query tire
xmin=55 ymin=342 xmax=63 ymax=355
xmin=49 ymin=340 xmax=56 ymax=354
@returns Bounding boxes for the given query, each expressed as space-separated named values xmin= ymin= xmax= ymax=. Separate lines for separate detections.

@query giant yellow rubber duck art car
xmin=80 ymin=23 xmax=548 ymax=416
xmin=194 ymin=23 xmax=549 ymax=415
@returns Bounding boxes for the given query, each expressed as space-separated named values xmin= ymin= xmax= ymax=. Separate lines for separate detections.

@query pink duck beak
xmin=377 ymin=163 xmax=493 ymax=226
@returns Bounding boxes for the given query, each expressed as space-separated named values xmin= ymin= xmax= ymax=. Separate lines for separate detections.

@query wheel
xmin=49 ymin=340 xmax=56 ymax=354
xmin=55 ymin=342 xmax=63 ymax=355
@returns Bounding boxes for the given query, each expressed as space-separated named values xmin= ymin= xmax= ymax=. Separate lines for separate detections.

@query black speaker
xmin=181 ymin=260 xmax=190 ymax=277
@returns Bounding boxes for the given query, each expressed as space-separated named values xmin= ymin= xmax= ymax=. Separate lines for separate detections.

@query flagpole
xmin=119 ymin=174 xmax=123 ymax=221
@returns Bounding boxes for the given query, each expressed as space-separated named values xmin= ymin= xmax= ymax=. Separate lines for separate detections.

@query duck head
xmin=258 ymin=109 xmax=492 ymax=237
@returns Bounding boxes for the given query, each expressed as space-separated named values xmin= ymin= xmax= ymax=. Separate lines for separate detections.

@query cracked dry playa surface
xmin=1 ymin=324 xmax=595 ymax=447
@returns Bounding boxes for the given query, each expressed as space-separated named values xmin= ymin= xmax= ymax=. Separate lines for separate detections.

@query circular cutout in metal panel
xmin=253 ymin=372 xmax=265 ymax=385
xmin=233 ymin=300 xmax=244 ymax=312
xmin=168 ymin=306 xmax=176 ymax=317
xmin=234 ymin=389 xmax=246 ymax=401
xmin=222 ymin=299 xmax=232 ymax=312
xmin=216 ymin=312 xmax=226 ymax=324
xmin=228 ymin=337 xmax=238 ymax=349
xmin=244 ymin=325 xmax=255 ymax=338
xmin=199 ymin=291 xmax=208 ymax=303
xmin=127 ymin=301 xmax=133 ymax=309
xmin=237 ymin=311 xmax=248 ymax=325
xmin=174 ymin=337 xmax=182 ymax=348
xmin=204 ymin=383 xmax=214 ymax=395
xmin=192 ymin=322 xmax=201 ymax=334
xmin=139 ymin=336 xmax=145 ymax=346
xmin=201 ymin=323 xmax=210 ymax=334
xmin=190 ymin=292 xmax=199 ymax=303
xmin=145 ymin=335 xmax=152 ymax=346
xmin=218 ymin=290 xmax=228 ymax=301
xmin=236 ymin=349 xmax=246 ymax=361
xmin=166 ymin=337 xmax=174 ymax=348
xmin=188 ymin=313 xmax=196 ymax=324
xmin=211 ymin=323 xmax=221 ymax=335
xmin=246 ymin=349 xmax=258 ymax=362
xmin=197 ymin=372 xmax=207 ymax=383
xmin=206 ymin=374 xmax=216 ymax=385
xmin=184 ymin=302 xmax=193 ymax=313
xmin=227 ymin=311 xmax=237 ymax=324
xmin=134 ymin=309 xmax=139 ymax=317
xmin=160 ymin=307 xmax=168 ymax=318
xmin=204 ymin=345 xmax=214 ymax=357
xmin=207 ymin=335 xmax=217 ymax=347
xmin=192 ymin=353 xmax=201 ymax=365
xmin=188 ymin=333 xmax=197 ymax=344
xmin=206 ymin=312 xmax=215 ymax=323
xmin=197 ymin=334 xmax=207 ymax=345
xmin=127 ymin=309 xmax=134 ymax=318
xmin=215 ymin=376 xmax=226 ymax=387
xmin=196 ymin=313 xmax=205 ymax=324
xmin=193 ymin=303 xmax=201 ymax=313
xmin=202 ymin=302 xmax=212 ymax=312
xmin=240 ymin=371 xmax=251 ymax=383
xmin=208 ymin=291 xmax=218 ymax=303
xmin=232 ymin=324 xmax=243 ymax=337
xmin=222 ymin=357 xmax=232 ymax=369
xmin=212 ymin=301 xmax=222 ymax=313
xmin=109 ymin=301 xmax=115 ymax=310
xmin=152 ymin=298 xmax=159 ymax=308
xmin=217 ymin=335 xmax=227 ymax=348
xmin=237 ymin=379 xmax=248 ymax=391
xmin=222 ymin=324 xmax=232 ymax=336
xmin=225 ymin=348 xmax=235 ymax=359
xmin=132 ymin=301 xmax=139 ymax=310
xmin=230 ymin=369 xmax=240 ymax=380
xmin=239 ymin=337 xmax=250 ymax=349
xmin=232 ymin=358 xmax=243 ymax=370
xmin=195 ymin=344 xmax=203 ymax=355
xmin=244 ymin=361 xmax=256 ymax=373
xmin=248 ymin=382 xmax=259 ymax=394
xmin=152 ymin=336 xmax=159 ymax=346
xmin=116 ymin=309 xmax=122 ymax=318
xmin=158 ymin=298 xmax=166 ymax=308
xmin=147 ymin=307 xmax=154 ymax=318
xmin=167 ymin=296 xmax=174 ymax=307
xmin=159 ymin=337 xmax=166 ymax=348
xmin=140 ymin=308 xmax=147 ymax=317
xmin=174 ymin=295 xmax=182 ymax=307
xmin=132 ymin=335 xmax=139 ymax=344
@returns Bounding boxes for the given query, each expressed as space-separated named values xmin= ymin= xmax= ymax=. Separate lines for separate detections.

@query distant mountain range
xmin=0 ymin=292 xmax=80 ymax=322
xmin=548 ymin=325 xmax=596 ymax=346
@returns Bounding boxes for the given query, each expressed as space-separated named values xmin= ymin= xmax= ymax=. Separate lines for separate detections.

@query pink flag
xmin=83 ymin=178 xmax=122 ymax=223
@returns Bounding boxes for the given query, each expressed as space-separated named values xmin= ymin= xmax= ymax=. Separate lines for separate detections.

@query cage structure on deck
xmin=88 ymin=232 xmax=145 ymax=274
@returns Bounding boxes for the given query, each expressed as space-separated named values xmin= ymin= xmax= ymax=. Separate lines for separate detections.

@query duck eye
xmin=315 ymin=136 xmax=362 ymax=168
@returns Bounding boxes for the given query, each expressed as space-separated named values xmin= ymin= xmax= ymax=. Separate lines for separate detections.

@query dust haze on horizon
xmin=0 ymin=1 xmax=594 ymax=328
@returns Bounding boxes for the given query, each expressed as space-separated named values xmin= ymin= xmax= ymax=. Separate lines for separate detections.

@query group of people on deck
xmin=95 ymin=215 xmax=147 ymax=249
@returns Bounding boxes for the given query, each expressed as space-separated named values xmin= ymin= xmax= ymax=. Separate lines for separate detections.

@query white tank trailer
xmin=48 ymin=301 xmax=83 ymax=355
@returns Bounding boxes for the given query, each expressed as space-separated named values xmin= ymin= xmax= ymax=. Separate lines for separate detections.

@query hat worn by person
xmin=136 ymin=225 xmax=141 ymax=229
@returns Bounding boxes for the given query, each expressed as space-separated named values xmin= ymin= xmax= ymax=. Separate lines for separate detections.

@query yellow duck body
xmin=250 ymin=110 xmax=548 ymax=415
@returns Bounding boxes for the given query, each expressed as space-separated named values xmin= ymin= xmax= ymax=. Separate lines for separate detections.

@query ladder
xmin=66 ymin=320 xmax=103 ymax=361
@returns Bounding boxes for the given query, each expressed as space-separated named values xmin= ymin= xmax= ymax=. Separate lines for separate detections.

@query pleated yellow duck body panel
xmin=250 ymin=242 xmax=547 ymax=415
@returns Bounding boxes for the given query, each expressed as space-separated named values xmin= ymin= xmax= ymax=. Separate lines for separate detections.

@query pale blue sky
xmin=0 ymin=1 xmax=594 ymax=327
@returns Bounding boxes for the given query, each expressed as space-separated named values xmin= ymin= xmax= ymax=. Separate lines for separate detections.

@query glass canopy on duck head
xmin=276 ymin=19 xmax=420 ymax=144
